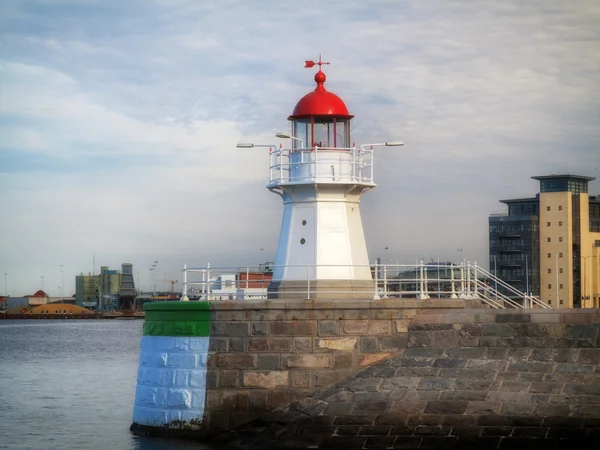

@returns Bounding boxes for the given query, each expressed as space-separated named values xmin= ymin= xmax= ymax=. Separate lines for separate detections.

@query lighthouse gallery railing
xmin=179 ymin=262 xmax=550 ymax=309
xmin=268 ymin=146 xmax=376 ymax=185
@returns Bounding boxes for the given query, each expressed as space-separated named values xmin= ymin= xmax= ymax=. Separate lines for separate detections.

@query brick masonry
xmin=201 ymin=298 xmax=472 ymax=433
xmin=209 ymin=308 xmax=600 ymax=449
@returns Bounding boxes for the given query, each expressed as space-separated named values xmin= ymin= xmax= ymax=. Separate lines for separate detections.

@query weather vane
xmin=304 ymin=54 xmax=330 ymax=70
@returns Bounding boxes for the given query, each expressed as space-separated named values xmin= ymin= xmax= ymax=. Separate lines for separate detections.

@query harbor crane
xmin=157 ymin=274 xmax=179 ymax=297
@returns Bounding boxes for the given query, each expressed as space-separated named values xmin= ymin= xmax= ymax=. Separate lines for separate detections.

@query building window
xmin=548 ymin=253 xmax=551 ymax=258
xmin=548 ymin=268 xmax=552 ymax=273
xmin=559 ymin=221 xmax=563 ymax=226
xmin=560 ymin=284 xmax=563 ymax=289
xmin=547 ymin=206 xmax=551 ymax=211
xmin=548 ymin=300 xmax=552 ymax=305
xmin=558 ymin=205 xmax=562 ymax=211
xmin=548 ymin=284 xmax=552 ymax=289
xmin=559 ymin=237 xmax=563 ymax=242
xmin=547 ymin=222 xmax=551 ymax=226
xmin=559 ymin=253 xmax=563 ymax=258
xmin=560 ymin=300 xmax=564 ymax=305
xmin=547 ymin=237 xmax=551 ymax=242
xmin=560 ymin=268 xmax=563 ymax=274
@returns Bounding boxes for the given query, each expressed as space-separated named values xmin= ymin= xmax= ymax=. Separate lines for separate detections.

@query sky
xmin=1 ymin=0 xmax=599 ymax=297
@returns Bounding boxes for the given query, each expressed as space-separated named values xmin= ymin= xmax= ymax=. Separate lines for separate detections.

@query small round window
xmin=300 ymin=238 xmax=306 ymax=245
xmin=302 ymin=220 xmax=307 ymax=226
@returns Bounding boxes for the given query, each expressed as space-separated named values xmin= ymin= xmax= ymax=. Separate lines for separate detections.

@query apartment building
xmin=489 ymin=174 xmax=600 ymax=307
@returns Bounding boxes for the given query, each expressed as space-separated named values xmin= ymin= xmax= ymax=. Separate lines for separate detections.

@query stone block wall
xmin=225 ymin=309 xmax=600 ymax=449
xmin=202 ymin=298 xmax=471 ymax=432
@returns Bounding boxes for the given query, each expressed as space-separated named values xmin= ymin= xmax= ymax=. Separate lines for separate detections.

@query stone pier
xmin=130 ymin=300 xmax=600 ymax=449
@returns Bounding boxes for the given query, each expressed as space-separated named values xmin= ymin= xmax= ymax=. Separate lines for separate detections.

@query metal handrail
xmin=178 ymin=261 xmax=548 ymax=308
xmin=473 ymin=265 xmax=550 ymax=309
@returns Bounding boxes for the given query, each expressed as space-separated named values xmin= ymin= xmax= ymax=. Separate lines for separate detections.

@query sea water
xmin=0 ymin=320 xmax=218 ymax=450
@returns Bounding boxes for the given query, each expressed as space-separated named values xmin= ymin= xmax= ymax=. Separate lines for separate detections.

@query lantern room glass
xmin=292 ymin=117 xmax=351 ymax=149
xmin=292 ymin=119 xmax=310 ymax=149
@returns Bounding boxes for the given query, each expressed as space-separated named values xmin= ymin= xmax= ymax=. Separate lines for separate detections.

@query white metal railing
xmin=177 ymin=262 xmax=548 ymax=308
xmin=267 ymin=146 xmax=375 ymax=186
xmin=471 ymin=264 xmax=550 ymax=309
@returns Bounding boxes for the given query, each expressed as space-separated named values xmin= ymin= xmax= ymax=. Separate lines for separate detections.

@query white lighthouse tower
xmin=260 ymin=58 xmax=401 ymax=299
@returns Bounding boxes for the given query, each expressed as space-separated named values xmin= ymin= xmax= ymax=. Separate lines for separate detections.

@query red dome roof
xmin=289 ymin=70 xmax=353 ymax=119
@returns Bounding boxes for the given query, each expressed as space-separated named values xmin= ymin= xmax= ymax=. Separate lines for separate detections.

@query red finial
xmin=304 ymin=54 xmax=330 ymax=91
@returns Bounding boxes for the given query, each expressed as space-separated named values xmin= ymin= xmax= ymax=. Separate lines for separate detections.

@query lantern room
xmin=288 ymin=67 xmax=354 ymax=149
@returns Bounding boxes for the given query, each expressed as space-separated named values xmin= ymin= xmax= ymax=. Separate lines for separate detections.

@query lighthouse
xmin=260 ymin=58 xmax=402 ymax=300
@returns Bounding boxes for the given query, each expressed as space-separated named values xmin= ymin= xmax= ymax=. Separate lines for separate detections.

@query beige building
xmin=490 ymin=175 xmax=600 ymax=308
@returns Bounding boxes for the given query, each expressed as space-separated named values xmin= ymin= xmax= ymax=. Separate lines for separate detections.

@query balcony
xmin=267 ymin=146 xmax=376 ymax=187
xmin=500 ymin=248 xmax=522 ymax=253
xmin=499 ymin=233 xmax=521 ymax=239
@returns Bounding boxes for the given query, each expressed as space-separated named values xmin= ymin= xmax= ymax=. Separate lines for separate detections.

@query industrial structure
xmin=118 ymin=263 xmax=136 ymax=310
xmin=489 ymin=174 xmax=600 ymax=307
xmin=75 ymin=263 xmax=138 ymax=310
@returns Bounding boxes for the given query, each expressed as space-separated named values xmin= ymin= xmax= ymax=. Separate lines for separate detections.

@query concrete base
xmin=267 ymin=279 xmax=375 ymax=300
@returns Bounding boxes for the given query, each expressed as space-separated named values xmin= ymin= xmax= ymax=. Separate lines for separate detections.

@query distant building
xmin=75 ymin=274 xmax=100 ymax=309
xmin=75 ymin=265 xmax=137 ymax=311
xmin=26 ymin=290 xmax=49 ymax=306
xmin=2 ymin=290 xmax=51 ymax=311
xmin=489 ymin=174 xmax=600 ymax=307
xmin=98 ymin=266 xmax=121 ymax=311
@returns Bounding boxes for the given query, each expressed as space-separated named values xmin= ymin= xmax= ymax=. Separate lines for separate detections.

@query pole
xmin=4 ymin=273 xmax=7 ymax=296
xmin=450 ymin=264 xmax=457 ymax=298
xmin=181 ymin=264 xmax=189 ymax=301
xmin=373 ymin=260 xmax=380 ymax=300
xmin=437 ymin=257 xmax=440 ymax=298
xmin=206 ymin=263 xmax=211 ymax=301
xmin=493 ymin=256 xmax=497 ymax=300
xmin=466 ymin=263 xmax=471 ymax=299
xmin=383 ymin=264 xmax=388 ymax=298
xmin=525 ymin=254 xmax=529 ymax=296
xmin=60 ymin=265 xmax=64 ymax=300
xmin=473 ymin=262 xmax=479 ymax=299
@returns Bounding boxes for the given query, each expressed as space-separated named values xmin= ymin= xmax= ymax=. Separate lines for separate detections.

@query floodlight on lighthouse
xmin=360 ymin=141 xmax=404 ymax=149
xmin=236 ymin=143 xmax=275 ymax=149
xmin=275 ymin=132 xmax=304 ymax=149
